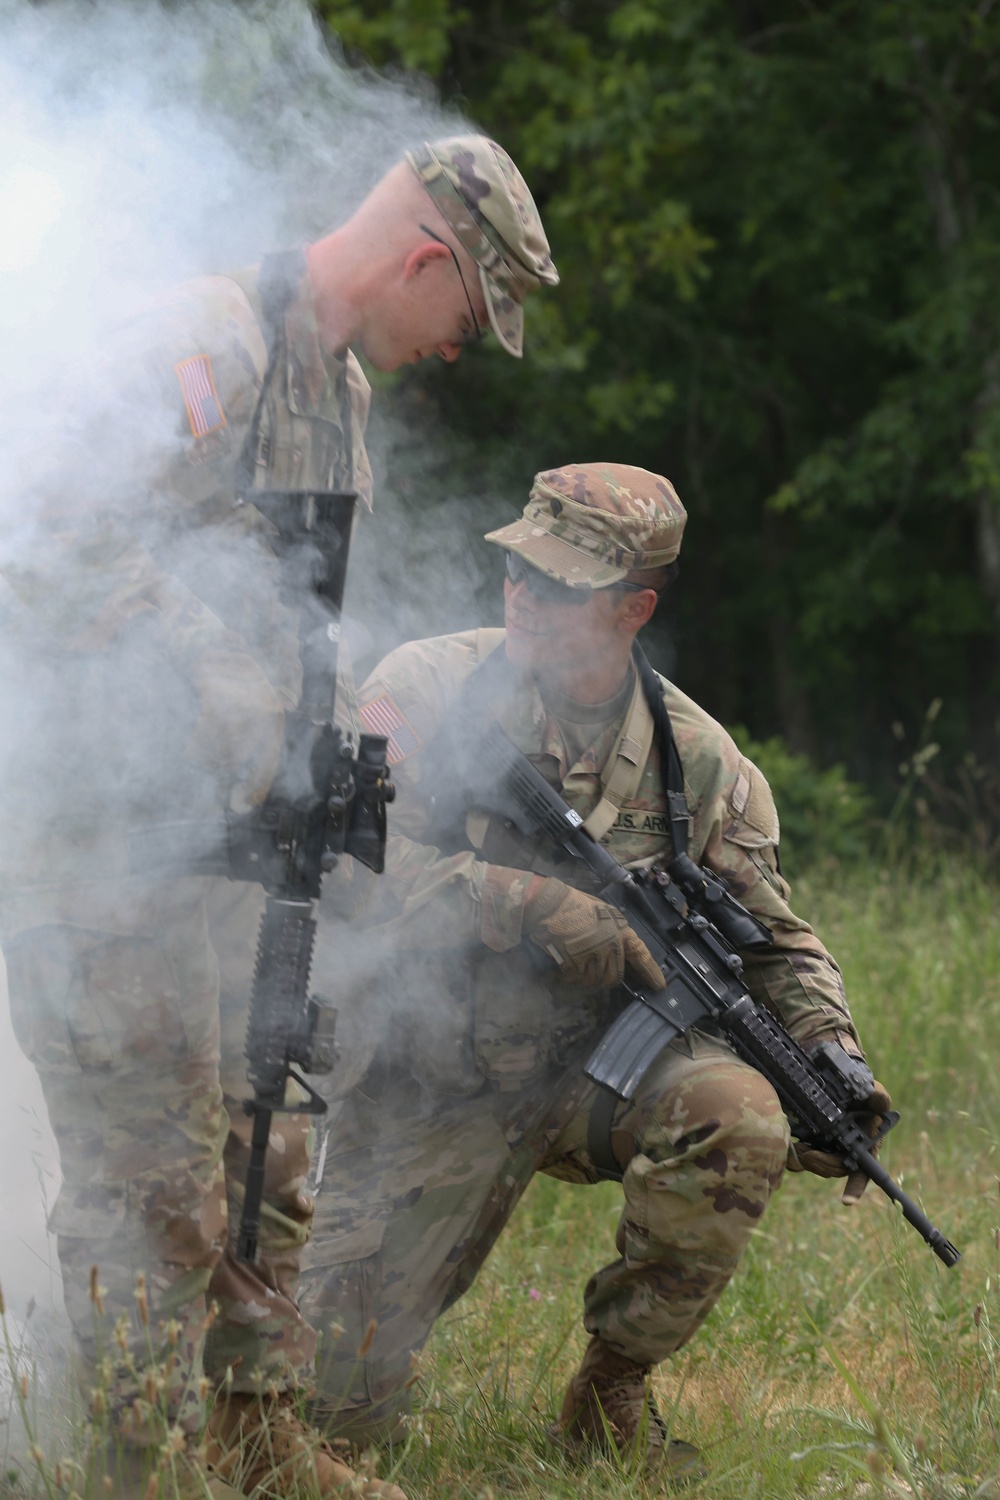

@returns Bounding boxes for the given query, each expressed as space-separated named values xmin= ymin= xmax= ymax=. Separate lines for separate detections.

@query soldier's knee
xmin=715 ymin=1066 xmax=789 ymax=1157
xmin=715 ymin=1072 xmax=790 ymax=1198
xmin=619 ymin=1063 xmax=787 ymax=1253
xmin=633 ymin=1054 xmax=789 ymax=1180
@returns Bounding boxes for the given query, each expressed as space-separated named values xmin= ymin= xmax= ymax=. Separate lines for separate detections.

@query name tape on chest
xmin=175 ymin=354 xmax=227 ymax=439
xmin=360 ymin=693 xmax=422 ymax=766
xmin=612 ymin=808 xmax=671 ymax=837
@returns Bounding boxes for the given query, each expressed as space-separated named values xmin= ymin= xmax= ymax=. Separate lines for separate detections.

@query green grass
xmin=4 ymin=861 xmax=1000 ymax=1499
xmin=387 ymin=862 xmax=1000 ymax=1498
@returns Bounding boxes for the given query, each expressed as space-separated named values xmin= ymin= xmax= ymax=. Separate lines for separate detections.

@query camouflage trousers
xmin=298 ymin=1027 xmax=790 ymax=1443
xmin=1 ymin=879 xmax=315 ymax=1444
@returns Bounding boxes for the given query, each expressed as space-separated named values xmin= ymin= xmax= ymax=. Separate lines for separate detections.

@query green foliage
xmin=324 ymin=0 xmax=462 ymax=74
xmin=315 ymin=0 xmax=1000 ymax=807
xmin=729 ymin=727 xmax=873 ymax=872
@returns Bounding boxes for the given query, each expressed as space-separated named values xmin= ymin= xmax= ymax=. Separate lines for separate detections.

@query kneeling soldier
xmin=299 ymin=462 xmax=889 ymax=1478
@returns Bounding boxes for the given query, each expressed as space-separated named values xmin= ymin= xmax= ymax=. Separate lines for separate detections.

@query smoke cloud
xmin=0 ymin=0 xmax=511 ymax=1340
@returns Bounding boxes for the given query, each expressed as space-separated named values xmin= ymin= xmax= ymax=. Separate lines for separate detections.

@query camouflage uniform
xmin=0 ymin=134 xmax=558 ymax=1445
xmin=0 ymin=253 xmax=372 ymax=1439
xmin=300 ymin=465 xmax=860 ymax=1441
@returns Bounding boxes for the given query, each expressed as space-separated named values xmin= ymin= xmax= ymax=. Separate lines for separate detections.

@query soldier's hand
xmin=787 ymin=1072 xmax=893 ymax=1205
xmin=522 ymin=877 xmax=666 ymax=992
xmin=187 ymin=646 xmax=285 ymax=806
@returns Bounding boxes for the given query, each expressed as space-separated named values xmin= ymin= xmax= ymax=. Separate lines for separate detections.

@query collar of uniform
xmin=493 ymin=650 xmax=630 ymax=788
xmin=512 ymin=716 xmax=621 ymax=818
xmin=283 ymin=268 xmax=348 ymax=418
xmin=493 ymin=660 xmax=550 ymax=757
xmin=535 ymin=667 xmax=635 ymax=784
xmin=566 ymin=715 xmax=627 ymax=779
xmin=498 ymin=670 xmax=596 ymax=787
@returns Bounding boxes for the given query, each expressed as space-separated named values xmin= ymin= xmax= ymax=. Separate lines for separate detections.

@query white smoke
xmin=0 ymin=961 xmax=59 ymax=1311
xmin=0 ymin=0 xmax=497 ymax=1336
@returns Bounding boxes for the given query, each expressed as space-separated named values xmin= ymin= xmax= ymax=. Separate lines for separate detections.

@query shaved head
xmin=304 ymin=158 xmax=488 ymax=369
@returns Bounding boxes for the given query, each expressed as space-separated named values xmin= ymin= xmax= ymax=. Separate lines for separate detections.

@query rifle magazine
xmin=585 ymin=997 xmax=686 ymax=1100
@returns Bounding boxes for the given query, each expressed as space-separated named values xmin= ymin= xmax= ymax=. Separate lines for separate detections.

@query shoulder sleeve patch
xmin=725 ymin=756 xmax=780 ymax=847
xmin=175 ymin=354 xmax=227 ymax=438
xmin=359 ymin=693 xmax=423 ymax=766
xmin=744 ymin=761 xmax=779 ymax=840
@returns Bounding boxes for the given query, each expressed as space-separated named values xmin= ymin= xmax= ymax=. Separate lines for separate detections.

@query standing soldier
xmin=300 ymin=462 xmax=890 ymax=1480
xmin=0 ymin=137 xmax=557 ymax=1499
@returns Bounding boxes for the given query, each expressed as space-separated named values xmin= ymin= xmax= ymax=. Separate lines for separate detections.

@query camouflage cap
xmin=407 ymin=135 xmax=559 ymax=358
xmin=484 ymin=462 xmax=686 ymax=588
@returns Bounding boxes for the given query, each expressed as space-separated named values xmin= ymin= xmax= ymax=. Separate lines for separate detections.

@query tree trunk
xmin=761 ymin=506 xmax=818 ymax=759
xmin=914 ymin=88 xmax=1000 ymax=655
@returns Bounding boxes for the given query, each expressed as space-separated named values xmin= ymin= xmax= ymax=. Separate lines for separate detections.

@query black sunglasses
xmin=419 ymin=223 xmax=485 ymax=345
xmin=505 ymin=550 xmax=647 ymax=606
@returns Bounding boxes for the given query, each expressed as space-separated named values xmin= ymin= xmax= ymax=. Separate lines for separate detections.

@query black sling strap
xmin=587 ymin=642 xmax=691 ymax=1181
xmin=236 ymin=249 xmax=305 ymax=498
xmin=630 ymin=642 xmax=690 ymax=859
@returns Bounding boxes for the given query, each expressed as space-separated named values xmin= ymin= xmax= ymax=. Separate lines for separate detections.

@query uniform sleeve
xmin=688 ymin=730 xmax=861 ymax=1052
xmin=4 ymin=276 xmax=264 ymax=628
xmin=1 ymin=277 xmax=283 ymax=790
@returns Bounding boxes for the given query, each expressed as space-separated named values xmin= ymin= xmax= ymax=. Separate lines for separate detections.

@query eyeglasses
xmin=419 ymin=223 xmax=486 ymax=345
xmin=505 ymin=550 xmax=648 ymax=606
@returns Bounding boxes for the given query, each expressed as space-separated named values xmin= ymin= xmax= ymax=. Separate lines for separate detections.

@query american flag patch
xmin=175 ymin=354 xmax=226 ymax=438
xmin=360 ymin=694 xmax=422 ymax=766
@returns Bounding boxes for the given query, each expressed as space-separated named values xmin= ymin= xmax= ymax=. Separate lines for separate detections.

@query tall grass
xmin=3 ymin=861 xmax=998 ymax=1499
xmin=395 ymin=862 xmax=1000 ymax=1497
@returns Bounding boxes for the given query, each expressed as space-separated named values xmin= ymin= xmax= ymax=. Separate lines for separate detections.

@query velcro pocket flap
xmin=723 ymin=757 xmax=780 ymax=849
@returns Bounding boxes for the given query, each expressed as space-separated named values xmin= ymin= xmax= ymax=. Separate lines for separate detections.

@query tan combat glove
xmin=186 ymin=645 xmax=285 ymax=807
xmin=786 ymin=1034 xmax=892 ymax=1204
xmin=480 ymin=868 xmax=666 ymax=992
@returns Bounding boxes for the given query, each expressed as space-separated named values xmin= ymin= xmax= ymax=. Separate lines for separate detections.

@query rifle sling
xmin=631 ymin=642 xmax=690 ymax=859
xmin=587 ymin=1086 xmax=625 ymax=1182
xmin=235 ymin=249 xmax=306 ymax=497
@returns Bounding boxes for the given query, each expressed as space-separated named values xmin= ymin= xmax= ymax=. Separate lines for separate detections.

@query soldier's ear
xmin=619 ymin=589 xmax=658 ymax=633
xmin=402 ymin=241 xmax=451 ymax=280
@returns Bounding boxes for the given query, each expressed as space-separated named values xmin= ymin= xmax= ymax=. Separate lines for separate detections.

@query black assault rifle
xmin=474 ymin=722 xmax=959 ymax=1268
xmin=128 ymin=492 xmax=392 ymax=1263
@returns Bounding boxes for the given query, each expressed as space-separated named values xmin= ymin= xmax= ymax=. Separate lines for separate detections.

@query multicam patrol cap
xmin=407 ymin=135 xmax=559 ymax=358
xmin=484 ymin=462 xmax=687 ymax=588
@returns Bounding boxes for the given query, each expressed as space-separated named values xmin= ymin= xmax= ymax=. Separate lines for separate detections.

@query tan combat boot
xmin=204 ymin=1391 xmax=407 ymax=1500
xmin=86 ymin=1435 xmax=248 ymax=1500
xmin=549 ymin=1334 xmax=704 ymax=1481
xmin=120 ymin=1459 xmax=246 ymax=1500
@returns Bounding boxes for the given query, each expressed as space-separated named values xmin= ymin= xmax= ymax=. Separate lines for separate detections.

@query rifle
xmin=472 ymin=721 xmax=960 ymax=1268
xmin=128 ymin=491 xmax=392 ymax=1263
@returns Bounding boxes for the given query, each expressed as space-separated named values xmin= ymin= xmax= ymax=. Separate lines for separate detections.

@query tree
xmin=320 ymin=0 xmax=1000 ymax=795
